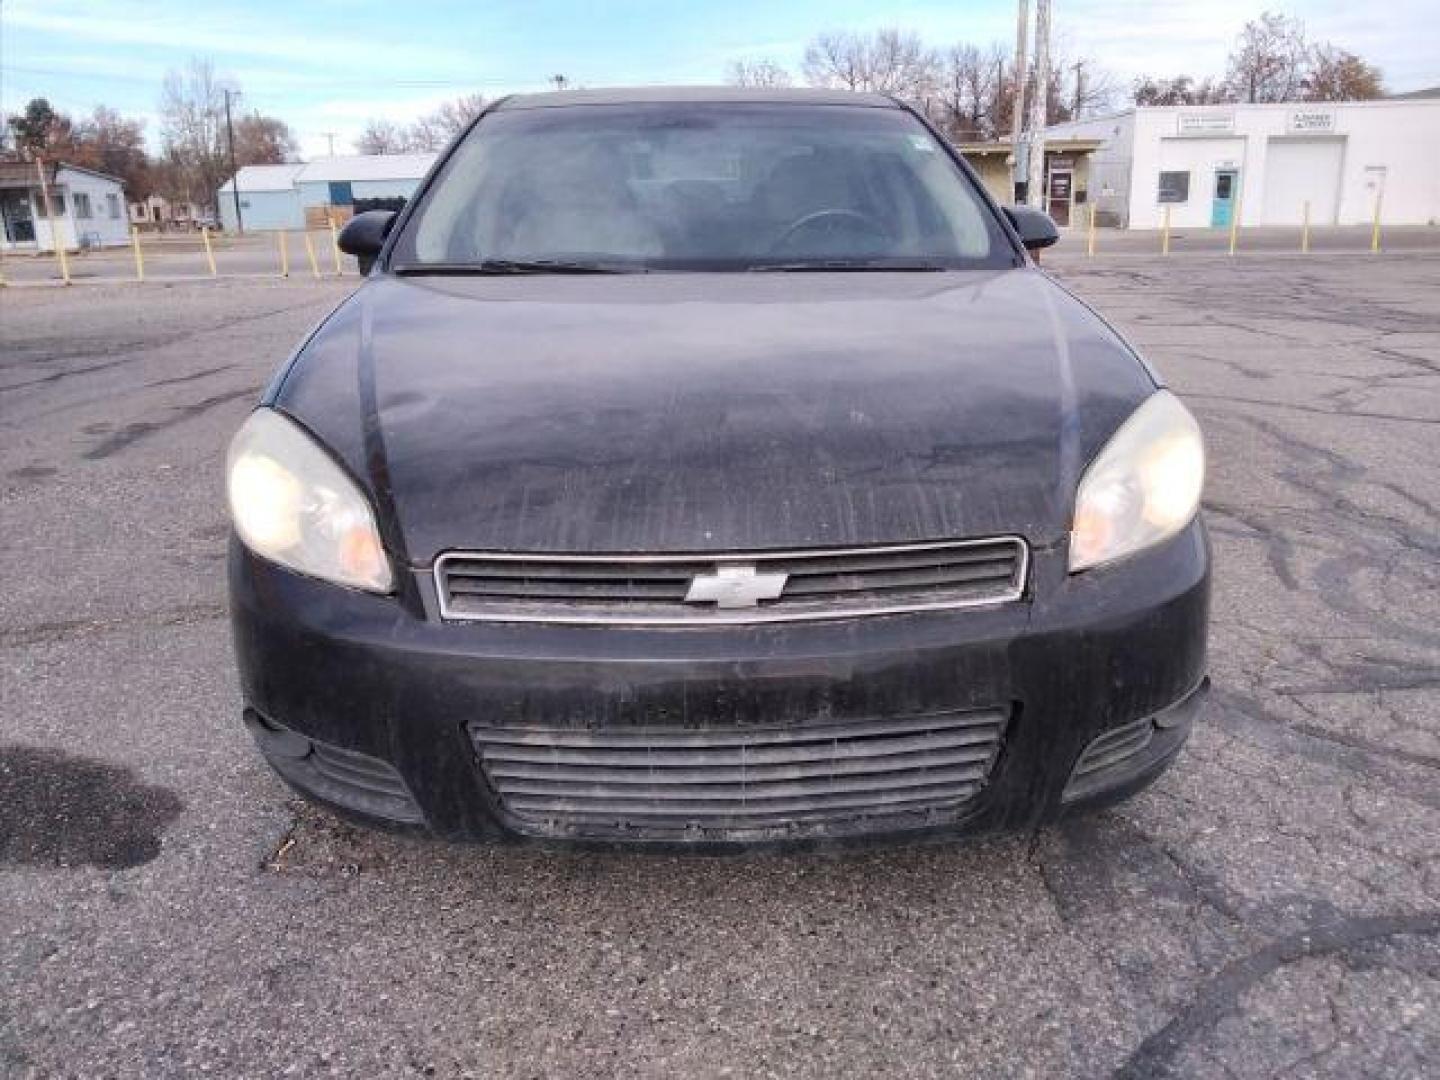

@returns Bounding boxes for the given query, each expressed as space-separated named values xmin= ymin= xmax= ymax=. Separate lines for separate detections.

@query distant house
xmin=129 ymin=194 xmax=207 ymax=231
xmin=216 ymin=154 xmax=437 ymax=232
xmin=0 ymin=160 xmax=129 ymax=252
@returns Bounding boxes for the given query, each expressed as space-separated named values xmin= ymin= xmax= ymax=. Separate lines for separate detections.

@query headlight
xmin=1069 ymin=390 xmax=1204 ymax=572
xmin=226 ymin=408 xmax=393 ymax=592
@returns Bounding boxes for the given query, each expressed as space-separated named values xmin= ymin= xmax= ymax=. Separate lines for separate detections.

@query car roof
xmin=494 ymin=86 xmax=902 ymax=111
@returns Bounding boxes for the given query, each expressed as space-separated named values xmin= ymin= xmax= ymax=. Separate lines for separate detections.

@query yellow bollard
xmin=328 ymin=219 xmax=343 ymax=275
xmin=131 ymin=226 xmax=144 ymax=282
xmin=276 ymin=231 xmax=290 ymax=277
xmin=1301 ymin=200 xmax=1310 ymax=254
xmin=302 ymin=230 xmax=321 ymax=279
xmin=55 ymin=238 xmax=72 ymax=284
xmin=1228 ymin=193 xmax=1242 ymax=256
xmin=201 ymin=227 xmax=218 ymax=277
xmin=1161 ymin=205 xmax=1171 ymax=255
xmin=1086 ymin=203 xmax=1097 ymax=257
xmin=1371 ymin=193 xmax=1383 ymax=253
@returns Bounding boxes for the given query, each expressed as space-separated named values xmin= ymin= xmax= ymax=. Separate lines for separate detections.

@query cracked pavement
xmin=2 ymin=257 xmax=1437 ymax=1077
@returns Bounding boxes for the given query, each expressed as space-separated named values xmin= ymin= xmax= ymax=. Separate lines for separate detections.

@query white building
xmin=0 ymin=160 xmax=130 ymax=252
xmin=215 ymin=164 xmax=306 ymax=232
xmin=217 ymin=154 xmax=437 ymax=232
xmin=1044 ymin=99 xmax=1440 ymax=229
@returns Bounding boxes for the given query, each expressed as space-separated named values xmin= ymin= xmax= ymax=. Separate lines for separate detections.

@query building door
xmin=1362 ymin=166 xmax=1387 ymax=224
xmin=1261 ymin=139 xmax=1342 ymax=225
xmin=1 ymin=189 xmax=36 ymax=242
xmin=1047 ymin=168 xmax=1073 ymax=227
xmin=1210 ymin=169 xmax=1239 ymax=228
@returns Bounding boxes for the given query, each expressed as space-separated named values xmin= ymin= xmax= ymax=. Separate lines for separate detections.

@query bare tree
xmin=409 ymin=93 xmax=486 ymax=150
xmin=802 ymin=29 xmax=939 ymax=101
xmin=1225 ymin=11 xmax=1311 ymax=103
xmin=158 ymin=59 xmax=235 ymax=210
xmin=933 ymin=44 xmax=1005 ymax=140
xmin=72 ymin=106 xmax=152 ymax=195
xmin=803 ymin=32 xmax=868 ymax=90
xmin=1067 ymin=60 xmax=1119 ymax=118
xmin=1132 ymin=74 xmax=1232 ymax=106
xmin=1303 ymin=46 xmax=1383 ymax=101
xmin=233 ymin=113 xmax=298 ymax=165
xmin=354 ymin=119 xmax=411 ymax=155
xmin=726 ymin=59 xmax=793 ymax=88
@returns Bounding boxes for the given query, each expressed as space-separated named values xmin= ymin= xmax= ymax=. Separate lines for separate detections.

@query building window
xmin=1158 ymin=171 xmax=1190 ymax=204
xmin=107 ymin=194 xmax=121 ymax=219
xmin=34 ymin=189 xmax=65 ymax=215
xmin=74 ymin=192 xmax=93 ymax=218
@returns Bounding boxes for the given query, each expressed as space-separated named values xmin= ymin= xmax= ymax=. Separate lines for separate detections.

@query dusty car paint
xmin=271 ymin=271 xmax=1157 ymax=559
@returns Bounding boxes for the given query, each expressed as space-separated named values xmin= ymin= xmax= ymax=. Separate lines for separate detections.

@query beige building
xmin=956 ymin=138 xmax=1104 ymax=225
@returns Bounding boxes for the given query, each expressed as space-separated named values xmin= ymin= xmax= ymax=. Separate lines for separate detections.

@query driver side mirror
xmin=1003 ymin=206 xmax=1060 ymax=255
xmin=337 ymin=210 xmax=398 ymax=274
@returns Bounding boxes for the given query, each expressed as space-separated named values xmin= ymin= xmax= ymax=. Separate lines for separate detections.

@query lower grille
xmin=469 ymin=707 xmax=1009 ymax=840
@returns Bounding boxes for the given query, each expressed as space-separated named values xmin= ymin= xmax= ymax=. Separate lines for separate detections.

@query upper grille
xmin=469 ymin=706 xmax=1009 ymax=840
xmin=435 ymin=537 xmax=1027 ymax=624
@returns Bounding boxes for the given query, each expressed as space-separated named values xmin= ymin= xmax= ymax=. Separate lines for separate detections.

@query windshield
xmin=393 ymin=103 xmax=1015 ymax=272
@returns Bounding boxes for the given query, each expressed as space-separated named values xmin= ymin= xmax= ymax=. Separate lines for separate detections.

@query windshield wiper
xmin=748 ymin=259 xmax=951 ymax=272
xmin=393 ymin=259 xmax=639 ymax=276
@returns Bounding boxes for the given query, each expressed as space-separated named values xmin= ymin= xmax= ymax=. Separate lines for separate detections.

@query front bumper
xmin=229 ymin=522 xmax=1210 ymax=849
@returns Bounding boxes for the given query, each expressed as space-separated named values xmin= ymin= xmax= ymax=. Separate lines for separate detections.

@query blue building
xmin=217 ymin=154 xmax=437 ymax=232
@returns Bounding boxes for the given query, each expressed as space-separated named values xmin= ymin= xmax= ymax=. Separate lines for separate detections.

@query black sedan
xmin=227 ymin=87 xmax=1209 ymax=848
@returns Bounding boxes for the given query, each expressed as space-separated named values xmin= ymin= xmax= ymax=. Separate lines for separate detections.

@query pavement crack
xmin=0 ymin=602 xmax=227 ymax=648
xmin=1111 ymin=912 xmax=1440 ymax=1079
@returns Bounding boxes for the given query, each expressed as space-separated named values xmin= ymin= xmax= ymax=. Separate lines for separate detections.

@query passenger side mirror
xmin=1003 ymin=206 xmax=1060 ymax=255
xmin=337 ymin=210 xmax=398 ymax=274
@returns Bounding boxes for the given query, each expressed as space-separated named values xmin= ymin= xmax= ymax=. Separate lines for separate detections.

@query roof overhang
xmin=954 ymin=138 xmax=1104 ymax=155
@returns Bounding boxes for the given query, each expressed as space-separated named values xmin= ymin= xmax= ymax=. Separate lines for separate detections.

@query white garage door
xmin=1262 ymin=139 xmax=1343 ymax=225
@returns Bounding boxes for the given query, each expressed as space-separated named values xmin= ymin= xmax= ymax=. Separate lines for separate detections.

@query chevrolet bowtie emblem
xmin=684 ymin=564 xmax=788 ymax=608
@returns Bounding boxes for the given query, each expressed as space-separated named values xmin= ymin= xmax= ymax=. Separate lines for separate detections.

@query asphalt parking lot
xmin=2 ymin=253 xmax=1437 ymax=1077
xmin=2 ymin=223 xmax=1438 ymax=286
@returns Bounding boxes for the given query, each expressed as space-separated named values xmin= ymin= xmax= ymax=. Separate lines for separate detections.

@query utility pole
xmin=1025 ymin=0 xmax=1051 ymax=210
xmin=322 ymin=131 xmax=336 ymax=157
xmin=1071 ymin=60 xmax=1085 ymax=119
xmin=224 ymin=88 xmax=243 ymax=235
xmin=1008 ymin=0 xmax=1029 ymax=202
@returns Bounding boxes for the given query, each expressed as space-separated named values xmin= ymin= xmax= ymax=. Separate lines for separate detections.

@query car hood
xmin=273 ymin=270 xmax=1157 ymax=562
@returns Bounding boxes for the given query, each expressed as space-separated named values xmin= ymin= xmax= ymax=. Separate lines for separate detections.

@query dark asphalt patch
xmin=82 ymin=386 xmax=259 ymax=460
xmin=0 ymin=746 xmax=184 ymax=870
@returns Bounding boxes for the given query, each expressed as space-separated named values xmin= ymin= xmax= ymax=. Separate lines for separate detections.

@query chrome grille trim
xmin=433 ymin=537 xmax=1028 ymax=625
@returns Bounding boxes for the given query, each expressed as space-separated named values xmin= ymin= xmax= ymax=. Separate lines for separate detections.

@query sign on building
xmin=1288 ymin=109 xmax=1337 ymax=134
xmin=1177 ymin=113 xmax=1235 ymax=136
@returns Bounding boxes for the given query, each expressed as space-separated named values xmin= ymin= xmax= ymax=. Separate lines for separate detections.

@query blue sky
xmin=3 ymin=0 xmax=1435 ymax=158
